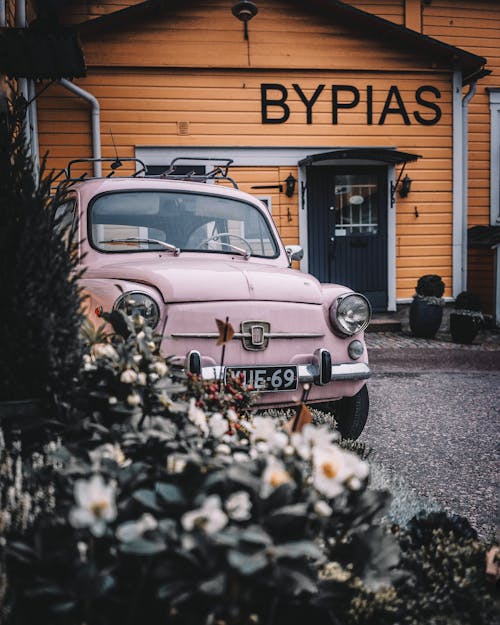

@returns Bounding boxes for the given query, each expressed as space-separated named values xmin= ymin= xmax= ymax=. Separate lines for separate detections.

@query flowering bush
xmin=1 ymin=313 xmax=497 ymax=625
xmin=0 ymin=312 xmax=401 ymax=625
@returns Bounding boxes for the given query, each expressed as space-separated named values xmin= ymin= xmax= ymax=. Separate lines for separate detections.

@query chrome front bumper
xmin=200 ymin=362 xmax=371 ymax=383
xmin=186 ymin=348 xmax=371 ymax=386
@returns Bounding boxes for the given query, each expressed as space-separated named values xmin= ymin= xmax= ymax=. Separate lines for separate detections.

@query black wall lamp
xmin=285 ymin=173 xmax=297 ymax=197
xmin=398 ymin=174 xmax=412 ymax=198
xmin=231 ymin=0 xmax=258 ymax=40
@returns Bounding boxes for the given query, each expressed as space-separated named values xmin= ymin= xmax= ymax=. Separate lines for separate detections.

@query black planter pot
xmin=450 ymin=312 xmax=483 ymax=344
xmin=409 ymin=297 xmax=443 ymax=339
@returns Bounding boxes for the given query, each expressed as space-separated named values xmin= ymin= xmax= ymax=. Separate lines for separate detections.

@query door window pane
xmin=334 ymin=174 xmax=378 ymax=234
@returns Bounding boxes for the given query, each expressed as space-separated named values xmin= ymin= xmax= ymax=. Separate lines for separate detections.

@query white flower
xmin=233 ymin=452 xmax=250 ymax=463
xmin=312 ymin=445 xmax=369 ymax=499
xmin=127 ymin=393 xmax=141 ymax=407
xmin=250 ymin=416 xmax=288 ymax=450
xmin=137 ymin=372 xmax=147 ymax=386
xmin=181 ymin=495 xmax=228 ymax=534
xmin=149 ymin=373 xmax=159 ymax=383
xmin=215 ymin=443 xmax=232 ymax=455
xmin=226 ymin=491 xmax=252 ymax=521
xmin=158 ymin=391 xmax=172 ymax=408
xmin=314 ymin=499 xmax=333 ymax=517
xmin=133 ymin=354 xmax=142 ymax=363
xmin=166 ymin=455 xmax=187 ymax=474
xmin=120 ymin=369 xmax=138 ymax=384
xmin=92 ymin=343 xmax=119 ymax=360
xmin=209 ymin=413 xmax=229 ymax=438
xmin=188 ymin=398 xmax=209 ymax=436
xmin=89 ymin=443 xmax=129 ymax=468
xmin=69 ymin=475 xmax=117 ymax=536
xmin=137 ymin=331 xmax=146 ymax=340
xmin=116 ymin=513 xmax=158 ymax=542
xmin=260 ymin=456 xmax=292 ymax=498
xmin=108 ymin=396 xmax=118 ymax=405
xmin=292 ymin=423 xmax=339 ymax=460
xmin=152 ymin=361 xmax=168 ymax=377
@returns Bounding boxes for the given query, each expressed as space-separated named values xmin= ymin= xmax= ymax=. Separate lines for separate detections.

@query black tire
xmin=313 ymin=385 xmax=369 ymax=440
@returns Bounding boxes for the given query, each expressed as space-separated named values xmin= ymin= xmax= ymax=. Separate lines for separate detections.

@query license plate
xmin=225 ymin=365 xmax=298 ymax=391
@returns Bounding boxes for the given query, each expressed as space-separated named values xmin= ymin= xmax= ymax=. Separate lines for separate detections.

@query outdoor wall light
xmin=285 ymin=173 xmax=296 ymax=197
xmin=398 ymin=174 xmax=412 ymax=197
xmin=231 ymin=0 xmax=258 ymax=40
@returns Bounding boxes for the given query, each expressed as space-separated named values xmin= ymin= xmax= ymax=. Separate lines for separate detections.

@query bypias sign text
xmin=261 ymin=83 xmax=442 ymax=126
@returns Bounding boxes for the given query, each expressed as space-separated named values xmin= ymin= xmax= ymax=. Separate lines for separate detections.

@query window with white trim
xmin=489 ymin=89 xmax=500 ymax=225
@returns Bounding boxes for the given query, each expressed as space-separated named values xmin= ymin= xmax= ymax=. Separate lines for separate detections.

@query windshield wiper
xmin=100 ymin=237 xmax=180 ymax=255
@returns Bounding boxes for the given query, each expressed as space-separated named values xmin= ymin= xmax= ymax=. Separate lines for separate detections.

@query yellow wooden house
xmin=3 ymin=0 xmax=500 ymax=319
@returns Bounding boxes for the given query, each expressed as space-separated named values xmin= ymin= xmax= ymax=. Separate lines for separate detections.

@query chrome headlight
xmin=113 ymin=291 xmax=160 ymax=329
xmin=330 ymin=293 xmax=371 ymax=336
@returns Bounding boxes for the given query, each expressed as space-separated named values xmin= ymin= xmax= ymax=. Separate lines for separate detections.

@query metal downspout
xmin=461 ymin=80 xmax=477 ymax=292
xmin=58 ymin=79 xmax=102 ymax=177
xmin=452 ymin=71 xmax=464 ymax=297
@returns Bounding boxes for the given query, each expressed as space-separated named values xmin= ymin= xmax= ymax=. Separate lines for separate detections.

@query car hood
xmin=85 ymin=256 xmax=324 ymax=304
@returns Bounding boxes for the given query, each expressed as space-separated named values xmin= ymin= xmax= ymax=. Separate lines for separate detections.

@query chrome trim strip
xmin=199 ymin=362 xmax=371 ymax=383
xmin=171 ymin=332 xmax=325 ymax=339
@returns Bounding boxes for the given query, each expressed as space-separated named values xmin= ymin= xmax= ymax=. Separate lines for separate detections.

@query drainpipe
xmin=0 ymin=0 xmax=6 ymax=26
xmin=15 ymin=0 xmax=30 ymax=154
xmin=461 ymin=80 xmax=477 ymax=293
xmin=58 ymin=78 xmax=102 ymax=177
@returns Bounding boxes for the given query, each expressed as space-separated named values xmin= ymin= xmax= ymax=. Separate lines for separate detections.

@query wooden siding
xmin=62 ymin=1 xmax=142 ymax=24
xmin=77 ymin=0 xmax=435 ymax=72
xmin=340 ymin=0 xmax=403 ymax=24
xmin=423 ymin=0 xmax=500 ymax=228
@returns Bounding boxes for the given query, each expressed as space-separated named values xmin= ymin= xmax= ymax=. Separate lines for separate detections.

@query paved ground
xmin=360 ymin=326 xmax=500 ymax=539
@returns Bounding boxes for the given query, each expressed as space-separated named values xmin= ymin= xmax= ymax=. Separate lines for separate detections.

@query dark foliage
xmin=0 ymin=92 xmax=84 ymax=409
xmin=454 ymin=291 xmax=482 ymax=312
xmin=394 ymin=511 xmax=499 ymax=625
xmin=415 ymin=274 xmax=445 ymax=298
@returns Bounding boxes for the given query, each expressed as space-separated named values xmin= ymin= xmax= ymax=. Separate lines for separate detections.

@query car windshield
xmin=90 ymin=190 xmax=279 ymax=258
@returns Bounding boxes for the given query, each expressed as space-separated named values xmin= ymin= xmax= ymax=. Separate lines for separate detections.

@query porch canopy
xmin=299 ymin=147 xmax=422 ymax=167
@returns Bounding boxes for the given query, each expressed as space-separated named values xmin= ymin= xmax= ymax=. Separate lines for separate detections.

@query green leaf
xmin=239 ymin=526 xmax=273 ymax=547
xmin=198 ymin=573 xmax=226 ymax=596
xmin=274 ymin=541 xmax=322 ymax=561
xmin=228 ymin=549 xmax=269 ymax=575
xmin=119 ymin=538 xmax=166 ymax=556
xmin=156 ymin=482 xmax=185 ymax=505
xmin=50 ymin=600 xmax=77 ymax=614
xmin=157 ymin=580 xmax=191 ymax=600
xmin=132 ymin=488 xmax=160 ymax=511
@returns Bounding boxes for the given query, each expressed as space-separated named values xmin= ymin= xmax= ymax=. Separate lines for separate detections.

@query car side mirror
xmin=286 ymin=245 xmax=304 ymax=264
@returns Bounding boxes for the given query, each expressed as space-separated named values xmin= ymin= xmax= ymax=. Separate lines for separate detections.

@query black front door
xmin=307 ymin=165 xmax=388 ymax=311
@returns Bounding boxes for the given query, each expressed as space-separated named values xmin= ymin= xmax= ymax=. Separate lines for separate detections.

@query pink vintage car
xmin=59 ymin=158 xmax=372 ymax=439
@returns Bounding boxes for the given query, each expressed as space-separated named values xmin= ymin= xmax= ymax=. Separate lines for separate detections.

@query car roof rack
xmin=56 ymin=156 xmax=239 ymax=189
xmin=58 ymin=157 xmax=148 ymax=184
xmin=155 ymin=157 xmax=239 ymax=189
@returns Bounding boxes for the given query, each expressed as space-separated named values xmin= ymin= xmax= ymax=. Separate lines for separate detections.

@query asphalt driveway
xmin=361 ymin=333 xmax=500 ymax=538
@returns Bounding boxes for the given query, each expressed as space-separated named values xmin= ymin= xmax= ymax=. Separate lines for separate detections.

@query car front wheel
xmin=314 ymin=385 xmax=369 ymax=440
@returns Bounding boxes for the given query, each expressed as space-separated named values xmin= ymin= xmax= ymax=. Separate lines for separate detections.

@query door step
xmin=366 ymin=315 xmax=402 ymax=333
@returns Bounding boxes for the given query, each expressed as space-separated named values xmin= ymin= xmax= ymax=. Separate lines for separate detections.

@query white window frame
xmin=489 ymin=89 xmax=500 ymax=225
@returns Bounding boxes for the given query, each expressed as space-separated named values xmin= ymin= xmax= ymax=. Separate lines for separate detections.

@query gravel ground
xmin=360 ymin=344 xmax=500 ymax=539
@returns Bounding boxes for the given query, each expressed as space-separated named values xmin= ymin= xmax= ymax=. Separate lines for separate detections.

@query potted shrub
xmin=450 ymin=291 xmax=483 ymax=344
xmin=409 ymin=274 xmax=445 ymax=339
xmin=0 ymin=92 xmax=84 ymax=425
